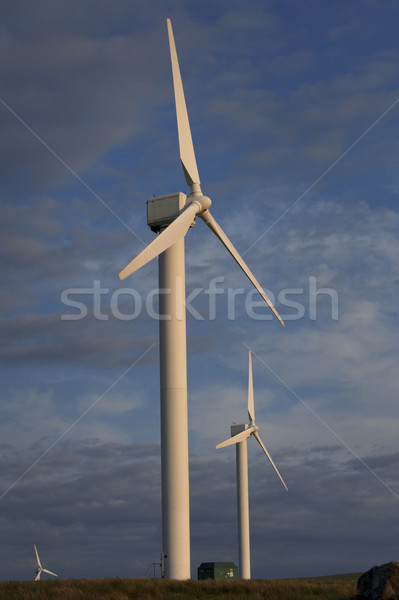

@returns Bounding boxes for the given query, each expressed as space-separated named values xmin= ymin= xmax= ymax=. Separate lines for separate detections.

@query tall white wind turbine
xmin=119 ymin=20 xmax=284 ymax=580
xmin=216 ymin=352 xmax=287 ymax=579
xmin=34 ymin=545 xmax=58 ymax=581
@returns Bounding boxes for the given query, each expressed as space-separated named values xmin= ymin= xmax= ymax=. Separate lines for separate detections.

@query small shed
xmin=198 ymin=562 xmax=238 ymax=580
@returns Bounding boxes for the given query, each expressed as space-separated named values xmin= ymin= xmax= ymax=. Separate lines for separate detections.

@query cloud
xmin=2 ymin=436 xmax=398 ymax=580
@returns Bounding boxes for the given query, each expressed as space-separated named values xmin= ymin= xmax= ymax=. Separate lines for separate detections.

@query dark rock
xmin=357 ymin=562 xmax=399 ymax=600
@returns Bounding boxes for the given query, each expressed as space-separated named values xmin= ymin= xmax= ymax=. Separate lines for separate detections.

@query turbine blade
xmin=43 ymin=569 xmax=58 ymax=577
xmin=253 ymin=431 xmax=288 ymax=491
xmin=248 ymin=351 xmax=255 ymax=424
xmin=35 ymin=572 xmax=41 ymax=581
xmin=34 ymin=545 xmax=41 ymax=568
xmin=119 ymin=201 xmax=199 ymax=279
xmin=167 ymin=18 xmax=200 ymax=187
xmin=216 ymin=427 xmax=253 ymax=449
xmin=200 ymin=210 xmax=284 ymax=326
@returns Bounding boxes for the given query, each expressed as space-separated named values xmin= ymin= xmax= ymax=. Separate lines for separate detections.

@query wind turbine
xmin=34 ymin=545 xmax=58 ymax=581
xmin=216 ymin=351 xmax=287 ymax=579
xmin=118 ymin=20 xmax=285 ymax=580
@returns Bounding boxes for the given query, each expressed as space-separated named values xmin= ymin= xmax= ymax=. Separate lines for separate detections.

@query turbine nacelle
xmin=230 ymin=422 xmax=259 ymax=440
xmin=147 ymin=192 xmax=211 ymax=233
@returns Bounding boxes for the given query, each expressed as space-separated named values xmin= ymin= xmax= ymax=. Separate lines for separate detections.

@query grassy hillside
xmin=0 ymin=575 xmax=358 ymax=600
xmin=304 ymin=572 xmax=362 ymax=582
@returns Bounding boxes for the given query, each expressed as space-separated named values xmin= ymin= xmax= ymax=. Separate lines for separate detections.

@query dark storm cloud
xmin=0 ymin=1 xmax=171 ymax=193
xmin=0 ymin=310 xmax=157 ymax=367
xmin=2 ymin=439 xmax=398 ymax=580
xmin=0 ymin=438 xmax=162 ymax=579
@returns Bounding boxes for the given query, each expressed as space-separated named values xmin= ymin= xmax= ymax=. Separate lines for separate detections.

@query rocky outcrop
xmin=357 ymin=562 xmax=399 ymax=600
xmin=339 ymin=562 xmax=399 ymax=600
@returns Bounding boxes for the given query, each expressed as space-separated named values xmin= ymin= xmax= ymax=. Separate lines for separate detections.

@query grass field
xmin=0 ymin=574 xmax=359 ymax=600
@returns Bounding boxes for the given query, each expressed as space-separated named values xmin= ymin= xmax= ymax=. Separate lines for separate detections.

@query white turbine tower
xmin=118 ymin=20 xmax=284 ymax=580
xmin=216 ymin=351 xmax=287 ymax=579
xmin=34 ymin=545 xmax=58 ymax=581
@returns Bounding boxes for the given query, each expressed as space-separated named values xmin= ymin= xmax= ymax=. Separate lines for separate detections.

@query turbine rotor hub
xmin=190 ymin=195 xmax=211 ymax=214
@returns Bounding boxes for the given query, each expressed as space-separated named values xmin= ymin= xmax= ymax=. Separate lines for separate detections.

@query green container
xmin=198 ymin=562 xmax=238 ymax=580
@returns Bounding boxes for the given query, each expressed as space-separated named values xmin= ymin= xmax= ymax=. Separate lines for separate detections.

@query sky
xmin=1 ymin=0 xmax=399 ymax=582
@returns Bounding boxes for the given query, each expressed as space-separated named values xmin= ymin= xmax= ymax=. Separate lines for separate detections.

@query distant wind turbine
xmin=34 ymin=544 xmax=58 ymax=581
xmin=216 ymin=351 xmax=287 ymax=579
xmin=118 ymin=20 xmax=285 ymax=579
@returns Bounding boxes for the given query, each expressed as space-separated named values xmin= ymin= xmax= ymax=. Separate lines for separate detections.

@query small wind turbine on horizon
xmin=216 ymin=351 xmax=287 ymax=579
xmin=34 ymin=545 xmax=58 ymax=581
xmin=118 ymin=19 xmax=285 ymax=579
